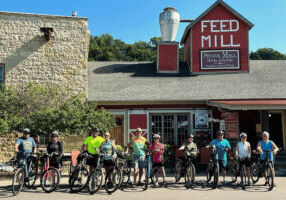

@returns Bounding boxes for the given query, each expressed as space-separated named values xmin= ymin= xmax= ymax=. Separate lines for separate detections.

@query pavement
xmin=0 ymin=176 xmax=286 ymax=200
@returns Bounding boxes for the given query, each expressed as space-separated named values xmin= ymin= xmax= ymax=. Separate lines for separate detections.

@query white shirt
xmin=238 ymin=141 xmax=250 ymax=158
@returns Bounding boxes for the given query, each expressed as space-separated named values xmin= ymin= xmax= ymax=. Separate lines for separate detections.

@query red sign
xmin=224 ymin=112 xmax=239 ymax=139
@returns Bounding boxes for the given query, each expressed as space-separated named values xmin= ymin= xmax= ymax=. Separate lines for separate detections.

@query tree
xmin=0 ymin=83 xmax=115 ymax=135
xmin=250 ymin=48 xmax=286 ymax=60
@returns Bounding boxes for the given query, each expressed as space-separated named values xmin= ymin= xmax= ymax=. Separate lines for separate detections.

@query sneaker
xmin=162 ymin=181 xmax=167 ymax=187
xmin=136 ymin=181 xmax=142 ymax=186
xmin=248 ymin=181 xmax=252 ymax=186
xmin=154 ymin=180 xmax=159 ymax=187
xmin=221 ymin=180 xmax=227 ymax=185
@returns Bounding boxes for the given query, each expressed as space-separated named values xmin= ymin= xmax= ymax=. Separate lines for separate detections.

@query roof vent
xmin=159 ymin=7 xmax=180 ymax=41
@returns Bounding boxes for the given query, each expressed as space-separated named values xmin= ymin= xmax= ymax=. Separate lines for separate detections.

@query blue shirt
xmin=259 ymin=140 xmax=273 ymax=161
xmin=100 ymin=141 xmax=113 ymax=160
xmin=210 ymin=139 xmax=231 ymax=161
xmin=15 ymin=137 xmax=36 ymax=159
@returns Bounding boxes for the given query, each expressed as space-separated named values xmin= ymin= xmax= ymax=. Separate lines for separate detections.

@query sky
xmin=1 ymin=0 xmax=286 ymax=53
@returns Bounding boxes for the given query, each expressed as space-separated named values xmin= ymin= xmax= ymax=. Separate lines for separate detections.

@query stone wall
xmin=59 ymin=135 xmax=86 ymax=153
xmin=0 ymin=132 xmax=18 ymax=163
xmin=0 ymin=12 xmax=89 ymax=96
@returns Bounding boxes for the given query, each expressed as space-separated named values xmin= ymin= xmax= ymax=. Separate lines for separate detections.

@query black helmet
xmin=22 ymin=128 xmax=30 ymax=134
xmin=51 ymin=131 xmax=59 ymax=137
xmin=92 ymin=127 xmax=100 ymax=132
xmin=217 ymin=130 xmax=224 ymax=135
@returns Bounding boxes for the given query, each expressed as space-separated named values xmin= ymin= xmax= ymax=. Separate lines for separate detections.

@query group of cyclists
xmin=13 ymin=126 xmax=280 ymax=194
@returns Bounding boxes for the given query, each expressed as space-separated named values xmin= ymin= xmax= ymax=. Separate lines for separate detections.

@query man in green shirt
xmin=81 ymin=128 xmax=105 ymax=172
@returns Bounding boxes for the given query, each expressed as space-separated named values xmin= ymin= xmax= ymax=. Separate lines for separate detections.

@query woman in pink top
xmin=150 ymin=134 xmax=166 ymax=186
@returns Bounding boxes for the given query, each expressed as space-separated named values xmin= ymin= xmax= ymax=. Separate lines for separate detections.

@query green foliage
xmin=250 ymin=48 xmax=286 ymax=60
xmin=0 ymin=83 xmax=115 ymax=136
xmin=89 ymin=34 xmax=186 ymax=62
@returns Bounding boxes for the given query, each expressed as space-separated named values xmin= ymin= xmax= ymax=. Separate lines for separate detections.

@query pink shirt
xmin=150 ymin=142 xmax=164 ymax=163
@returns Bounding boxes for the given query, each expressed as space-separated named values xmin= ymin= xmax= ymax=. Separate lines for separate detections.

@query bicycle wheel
xmin=12 ymin=168 xmax=25 ymax=196
xmin=266 ymin=165 xmax=274 ymax=191
xmin=206 ymin=162 xmax=213 ymax=183
xmin=27 ymin=158 xmax=38 ymax=188
xmin=212 ymin=163 xmax=219 ymax=189
xmin=175 ymin=159 xmax=182 ymax=182
xmin=231 ymin=162 xmax=239 ymax=183
xmin=121 ymin=166 xmax=132 ymax=187
xmin=41 ymin=168 xmax=60 ymax=193
xmin=105 ymin=167 xmax=122 ymax=194
xmin=250 ymin=161 xmax=260 ymax=184
xmin=185 ymin=163 xmax=196 ymax=189
xmin=69 ymin=167 xmax=89 ymax=193
xmin=142 ymin=161 xmax=149 ymax=191
xmin=240 ymin=164 xmax=247 ymax=189
xmin=88 ymin=168 xmax=103 ymax=194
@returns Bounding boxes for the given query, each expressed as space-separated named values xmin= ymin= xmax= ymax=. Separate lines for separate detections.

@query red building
xmin=88 ymin=0 xmax=286 ymax=162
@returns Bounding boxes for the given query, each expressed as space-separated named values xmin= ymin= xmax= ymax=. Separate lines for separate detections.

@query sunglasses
xmin=105 ymin=135 xmax=110 ymax=137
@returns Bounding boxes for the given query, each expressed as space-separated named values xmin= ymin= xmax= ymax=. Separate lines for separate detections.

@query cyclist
xmin=128 ymin=127 xmax=149 ymax=186
xmin=14 ymin=128 xmax=37 ymax=161
xmin=81 ymin=128 xmax=105 ymax=173
xmin=208 ymin=130 xmax=231 ymax=184
xmin=257 ymin=131 xmax=279 ymax=186
xmin=178 ymin=134 xmax=198 ymax=156
xmin=100 ymin=132 xmax=117 ymax=175
xmin=235 ymin=132 xmax=251 ymax=186
xmin=150 ymin=133 xmax=166 ymax=186
xmin=47 ymin=131 xmax=63 ymax=169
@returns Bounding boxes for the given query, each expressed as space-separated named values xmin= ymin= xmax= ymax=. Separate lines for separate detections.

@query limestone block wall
xmin=0 ymin=132 xmax=18 ymax=163
xmin=0 ymin=12 xmax=89 ymax=96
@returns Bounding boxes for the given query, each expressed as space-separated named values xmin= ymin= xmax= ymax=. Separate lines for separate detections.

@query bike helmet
xmin=188 ymin=134 xmax=194 ymax=138
xmin=51 ymin=131 xmax=59 ymax=137
xmin=240 ymin=132 xmax=247 ymax=138
xmin=22 ymin=128 xmax=30 ymax=134
xmin=153 ymin=134 xmax=160 ymax=139
xmin=92 ymin=127 xmax=100 ymax=132
xmin=217 ymin=130 xmax=224 ymax=135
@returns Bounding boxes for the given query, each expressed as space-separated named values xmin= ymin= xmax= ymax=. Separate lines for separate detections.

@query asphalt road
xmin=0 ymin=176 xmax=286 ymax=200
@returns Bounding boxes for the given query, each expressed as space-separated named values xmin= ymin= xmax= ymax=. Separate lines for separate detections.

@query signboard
xmin=195 ymin=113 xmax=209 ymax=129
xmin=200 ymin=50 xmax=240 ymax=70
xmin=224 ymin=112 xmax=239 ymax=138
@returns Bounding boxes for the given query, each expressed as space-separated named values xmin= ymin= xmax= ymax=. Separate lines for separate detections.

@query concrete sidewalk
xmin=1 ymin=176 xmax=286 ymax=200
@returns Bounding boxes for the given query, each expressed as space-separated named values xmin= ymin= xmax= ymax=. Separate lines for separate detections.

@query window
xmin=151 ymin=114 xmax=190 ymax=145
xmin=0 ymin=64 xmax=4 ymax=83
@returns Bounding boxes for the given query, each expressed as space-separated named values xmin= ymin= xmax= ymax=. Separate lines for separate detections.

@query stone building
xmin=0 ymin=11 xmax=90 ymax=96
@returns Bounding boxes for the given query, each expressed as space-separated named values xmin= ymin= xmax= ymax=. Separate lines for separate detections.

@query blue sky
xmin=1 ymin=0 xmax=285 ymax=53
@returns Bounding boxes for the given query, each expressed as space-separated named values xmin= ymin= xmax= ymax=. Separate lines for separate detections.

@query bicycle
xmin=40 ymin=152 xmax=61 ymax=193
xmin=87 ymin=152 xmax=104 ymax=194
xmin=206 ymin=146 xmax=227 ymax=189
xmin=174 ymin=148 xmax=196 ymax=189
xmin=69 ymin=151 xmax=90 ymax=193
xmin=12 ymin=153 xmax=39 ymax=196
xmin=251 ymin=149 xmax=280 ymax=190
xmin=104 ymin=150 xmax=123 ymax=194
xmin=119 ymin=151 xmax=133 ymax=188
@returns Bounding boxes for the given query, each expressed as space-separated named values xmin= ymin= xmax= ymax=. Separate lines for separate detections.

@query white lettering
xmin=220 ymin=20 xmax=229 ymax=32
xmin=210 ymin=20 xmax=220 ymax=32
xmin=230 ymin=35 xmax=240 ymax=47
xmin=214 ymin=35 xmax=217 ymax=47
xmin=202 ymin=35 xmax=211 ymax=48
xmin=201 ymin=20 xmax=210 ymax=32
xmin=221 ymin=35 xmax=230 ymax=47
xmin=230 ymin=20 xmax=239 ymax=32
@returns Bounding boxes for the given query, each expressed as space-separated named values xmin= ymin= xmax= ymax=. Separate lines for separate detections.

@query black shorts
xmin=86 ymin=154 xmax=99 ymax=167
xmin=103 ymin=159 xmax=115 ymax=167
xmin=239 ymin=157 xmax=251 ymax=168
xmin=218 ymin=160 xmax=226 ymax=169
xmin=152 ymin=162 xmax=164 ymax=168
xmin=50 ymin=155 xmax=62 ymax=168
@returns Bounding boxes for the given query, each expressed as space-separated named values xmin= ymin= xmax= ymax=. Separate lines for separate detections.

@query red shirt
xmin=150 ymin=142 xmax=164 ymax=163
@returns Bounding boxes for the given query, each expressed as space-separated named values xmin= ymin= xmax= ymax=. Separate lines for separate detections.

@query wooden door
xmin=110 ymin=115 xmax=124 ymax=146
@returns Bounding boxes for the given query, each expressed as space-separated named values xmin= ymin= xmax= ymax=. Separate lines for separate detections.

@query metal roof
xmin=88 ymin=60 xmax=286 ymax=103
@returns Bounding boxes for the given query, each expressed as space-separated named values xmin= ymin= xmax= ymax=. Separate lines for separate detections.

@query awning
xmin=207 ymin=100 xmax=286 ymax=110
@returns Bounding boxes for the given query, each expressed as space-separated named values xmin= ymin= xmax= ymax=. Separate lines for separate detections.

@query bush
xmin=0 ymin=83 xmax=116 ymax=135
